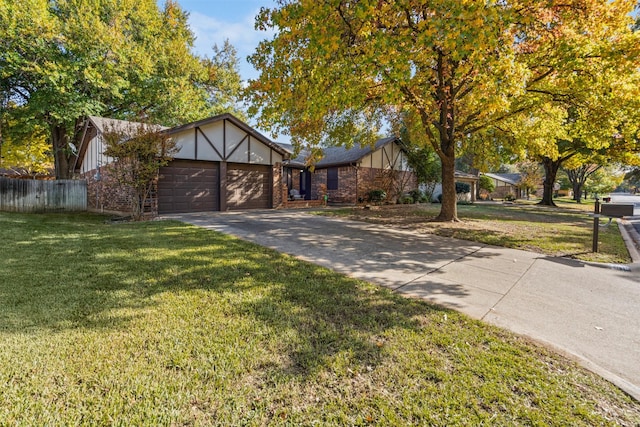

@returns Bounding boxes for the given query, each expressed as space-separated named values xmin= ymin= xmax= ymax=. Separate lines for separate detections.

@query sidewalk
xmin=168 ymin=210 xmax=640 ymax=400
xmin=395 ymin=245 xmax=640 ymax=401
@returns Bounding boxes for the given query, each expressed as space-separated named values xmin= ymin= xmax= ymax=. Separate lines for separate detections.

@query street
xmin=609 ymin=193 xmax=640 ymax=235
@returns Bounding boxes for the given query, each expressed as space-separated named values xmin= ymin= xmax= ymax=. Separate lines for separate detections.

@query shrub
xmin=409 ymin=189 xmax=422 ymax=203
xmin=399 ymin=195 xmax=414 ymax=204
xmin=479 ymin=175 xmax=495 ymax=193
xmin=367 ymin=189 xmax=387 ymax=203
xmin=455 ymin=182 xmax=471 ymax=194
xmin=504 ymin=193 xmax=516 ymax=201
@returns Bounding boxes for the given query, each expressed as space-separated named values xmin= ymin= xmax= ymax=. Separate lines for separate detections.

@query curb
xmin=619 ymin=219 xmax=640 ymax=263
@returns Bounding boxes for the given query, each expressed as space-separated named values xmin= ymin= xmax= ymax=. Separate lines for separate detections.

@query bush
xmin=504 ymin=193 xmax=516 ymax=201
xmin=455 ymin=182 xmax=471 ymax=194
xmin=367 ymin=189 xmax=387 ymax=203
xmin=479 ymin=175 xmax=495 ymax=193
xmin=409 ymin=189 xmax=422 ymax=203
xmin=399 ymin=195 xmax=414 ymax=204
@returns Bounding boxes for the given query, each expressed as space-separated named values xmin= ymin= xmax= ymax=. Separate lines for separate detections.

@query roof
xmin=455 ymin=171 xmax=479 ymax=181
xmin=0 ymin=167 xmax=53 ymax=179
xmin=74 ymin=116 xmax=168 ymax=172
xmin=483 ymin=173 xmax=521 ymax=185
xmin=163 ymin=113 xmax=288 ymax=156
xmin=280 ymin=136 xmax=400 ymax=168
xmin=87 ymin=116 xmax=167 ymax=134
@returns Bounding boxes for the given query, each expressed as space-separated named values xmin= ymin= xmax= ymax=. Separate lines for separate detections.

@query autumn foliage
xmin=248 ymin=0 xmax=640 ymax=220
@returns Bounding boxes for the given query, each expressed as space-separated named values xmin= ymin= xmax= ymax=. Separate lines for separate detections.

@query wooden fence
xmin=0 ymin=177 xmax=87 ymax=213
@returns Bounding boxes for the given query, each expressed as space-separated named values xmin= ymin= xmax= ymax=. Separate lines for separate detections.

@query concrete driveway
xmin=164 ymin=210 xmax=640 ymax=400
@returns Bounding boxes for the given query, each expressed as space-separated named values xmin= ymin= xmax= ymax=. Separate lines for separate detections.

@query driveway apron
xmin=165 ymin=210 xmax=640 ymax=400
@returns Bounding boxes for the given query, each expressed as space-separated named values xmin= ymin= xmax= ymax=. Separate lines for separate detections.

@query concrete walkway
xmin=164 ymin=210 xmax=640 ymax=400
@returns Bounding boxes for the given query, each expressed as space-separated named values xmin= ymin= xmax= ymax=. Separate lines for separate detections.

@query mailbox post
xmin=592 ymin=198 xmax=600 ymax=253
xmin=592 ymin=201 xmax=635 ymax=253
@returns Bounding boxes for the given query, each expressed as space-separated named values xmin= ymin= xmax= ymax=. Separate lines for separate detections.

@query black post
xmin=592 ymin=198 xmax=600 ymax=253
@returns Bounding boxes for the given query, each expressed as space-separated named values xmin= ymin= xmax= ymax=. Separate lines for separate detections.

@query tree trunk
xmin=539 ymin=156 xmax=561 ymax=206
xmin=436 ymin=155 xmax=458 ymax=221
xmin=52 ymin=124 xmax=71 ymax=179
xmin=572 ymin=182 xmax=583 ymax=203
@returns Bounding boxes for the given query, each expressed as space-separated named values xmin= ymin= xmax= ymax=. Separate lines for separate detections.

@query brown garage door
xmin=226 ymin=163 xmax=271 ymax=210
xmin=158 ymin=160 xmax=219 ymax=213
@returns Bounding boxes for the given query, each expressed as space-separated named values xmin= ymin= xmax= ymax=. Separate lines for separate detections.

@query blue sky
xmin=174 ymin=0 xmax=278 ymax=82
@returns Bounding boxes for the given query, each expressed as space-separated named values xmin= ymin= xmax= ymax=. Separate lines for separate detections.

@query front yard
xmin=1 ymin=212 xmax=638 ymax=425
xmin=317 ymin=201 xmax=631 ymax=264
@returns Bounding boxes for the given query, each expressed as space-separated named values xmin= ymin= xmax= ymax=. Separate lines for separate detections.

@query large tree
xmin=0 ymin=110 xmax=52 ymax=175
xmin=0 ymin=0 xmax=243 ymax=179
xmin=248 ymin=0 xmax=638 ymax=221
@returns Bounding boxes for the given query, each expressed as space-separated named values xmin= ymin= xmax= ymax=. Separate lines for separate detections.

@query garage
xmin=157 ymin=114 xmax=287 ymax=213
xmin=77 ymin=114 xmax=288 ymax=216
xmin=158 ymin=160 xmax=219 ymax=214
xmin=226 ymin=163 xmax=272 ymax=210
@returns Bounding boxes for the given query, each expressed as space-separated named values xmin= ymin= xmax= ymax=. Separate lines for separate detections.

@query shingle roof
xmin=455 ymin=171 xmax=479 ymax=180
xmin=483 ymin=173 xmax=521 ymax=185
xmin=280 ymin=136 xmax=400 ymax=168
xmin=87 ymin=116 xmax=167 ymax=135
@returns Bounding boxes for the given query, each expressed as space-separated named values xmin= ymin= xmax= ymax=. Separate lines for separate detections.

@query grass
xmin=316 ymin=201 xmax=631 ymax=264
xmin=1 ymin=212 xmax=639 ymax=425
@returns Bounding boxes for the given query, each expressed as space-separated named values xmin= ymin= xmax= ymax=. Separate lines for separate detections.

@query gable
xmin=359 ymin=141 xmax=410 ymax=171
xmin=75 ymin=116 xmax=168 ymax=174
xmin=76 ymin=114 xmax=286 ymax=174
xmin=167 ymin=115 xmax=284 ymax=165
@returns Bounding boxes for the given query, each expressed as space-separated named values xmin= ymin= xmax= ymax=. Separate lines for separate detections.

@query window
xmin=327 ymin=167 xmax=339 ymax=190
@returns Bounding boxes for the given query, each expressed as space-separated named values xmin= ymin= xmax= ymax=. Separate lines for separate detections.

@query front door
xmin=300 ymin=170 xmax=312 ymax=200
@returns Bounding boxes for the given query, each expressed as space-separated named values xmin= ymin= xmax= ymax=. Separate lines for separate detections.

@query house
xmin=482 ymin=173 xmax=525 ymax=200
xmin=74 ymin=114 xmax=289 ymax=214
xmin=280 ymin=137 xmax=417 ymax=205
xmin=430 ymin=171 xmax=479 ymax=202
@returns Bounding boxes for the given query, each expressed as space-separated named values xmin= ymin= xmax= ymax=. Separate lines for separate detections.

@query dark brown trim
xmin=382 ymin=145 xmax=393 ymax=168
xmin=194 ymin=127 xmax=198 ymax=160
xmin=225 ymin=134 xmax=249 ymax=161
xmin=219 ymin=161 xmax=228 ymax=211
xmin=162 ymin=113 xmax=288 ymax=156
xmin=197 ymin=127 xmax=223 ymax=159
xmin=72 ymin=119 xmax=92 ymax=173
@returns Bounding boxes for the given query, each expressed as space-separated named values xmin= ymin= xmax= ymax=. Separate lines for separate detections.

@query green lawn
xmin=317 ymin=201 xmax=631 ymax=264
xmin=1 ymin=212 xmax=639 ymax=425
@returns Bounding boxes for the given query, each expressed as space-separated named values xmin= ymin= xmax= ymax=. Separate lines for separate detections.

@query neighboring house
xmin=74 ymin=114 xmax=289 ymax=215
xmin=0 ymin=167 xmax=53 ymax=180
xmin=280 ymin=137 xmax=417 ymax=204
xmin=431 ymin=171 xmax=479 ymax=203
xmin=482 ymin=173 xmax=525 ymax=200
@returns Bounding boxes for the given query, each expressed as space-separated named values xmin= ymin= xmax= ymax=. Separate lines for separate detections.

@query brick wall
xmin=272 ymin=163 xmax=284 ymax=208
xmin=326 ymin=166 xmax=357 ymax=204
xmin=311 ymin=169 xmax=327 ymax=201
xmin=490 ymin=185 xmax=518 ymax=200
xmin=82 ymin=163 xmax=158 ymax=216
xmin=283 ymin=165 xmax=418 ymax=206
xmin=357 ymin=168 xmax=417 ymax=203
